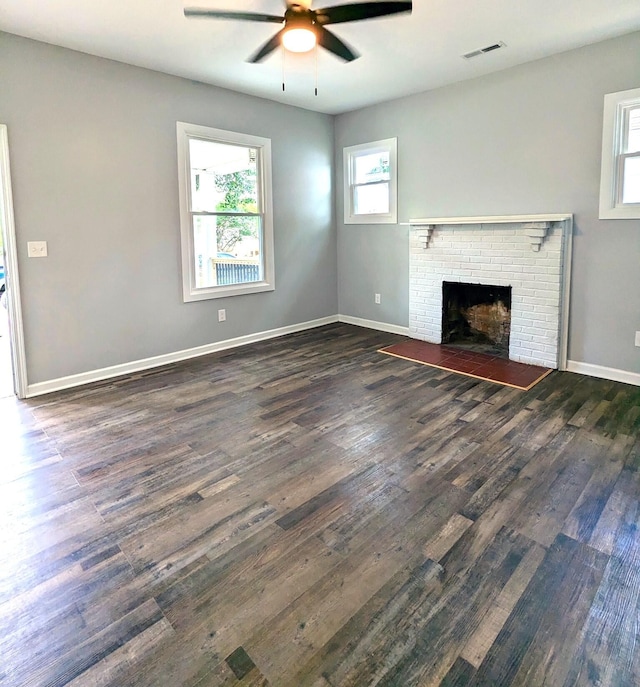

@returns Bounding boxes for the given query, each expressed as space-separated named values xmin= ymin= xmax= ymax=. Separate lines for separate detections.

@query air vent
xmin=463 ymin=41 xmax=507 ymax=60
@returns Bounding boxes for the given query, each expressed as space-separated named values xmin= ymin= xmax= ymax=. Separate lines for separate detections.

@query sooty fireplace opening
xmin=442 ymin=281 xmax=512 ymax=356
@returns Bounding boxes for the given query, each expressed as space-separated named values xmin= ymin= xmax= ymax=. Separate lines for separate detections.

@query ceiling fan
xmin=184 ymin=1 xmax=413 ymax=63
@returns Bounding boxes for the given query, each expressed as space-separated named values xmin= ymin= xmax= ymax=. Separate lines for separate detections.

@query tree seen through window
xmin=214 ymin=168 xmax=258 ymax=253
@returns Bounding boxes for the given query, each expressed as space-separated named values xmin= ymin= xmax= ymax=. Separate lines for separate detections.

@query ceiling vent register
xmin=463 ymin=41 xmax=507 ymax=59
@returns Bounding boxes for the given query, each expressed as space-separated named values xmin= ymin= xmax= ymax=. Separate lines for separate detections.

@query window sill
xmin=345 ymin=215 xmax=398 ymax=225
xmin=599 ymin=204 xmax=640 ymax=220
xmin=184 ymin=280 xmax=275 ymax=302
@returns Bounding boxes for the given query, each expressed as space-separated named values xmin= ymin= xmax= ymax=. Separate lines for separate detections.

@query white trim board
xmin=566 ymin=360 xmax=640 ymax=387
xmin=338 ymin=314 xmax=410 ymax=336
xmin=24 ymin=312 xmax=640 ymax=397
xmin=26 ymin=314 xmax=410 ymax=398
xmin=407 ymin=213 xmax=573 ymax=225
xmin=339 ymin=315 xmax=640 ymax=387
xmin=26 ymin=316 xmax=339 ymax=397
xmin=0 ymin=125 xmax=27 ymax=399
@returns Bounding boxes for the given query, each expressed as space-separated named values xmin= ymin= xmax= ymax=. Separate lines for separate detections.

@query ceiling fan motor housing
xmin=284 ymin=5 xmax=317 ymax=30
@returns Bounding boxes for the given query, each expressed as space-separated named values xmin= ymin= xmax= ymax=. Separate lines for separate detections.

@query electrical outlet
xmin=375 ymin=293 xmax=381 ymax=304
xmin=27 ymin=241 xmax=48 ymax=258
xmin=635 ymin=331 xmax=640 ymax=347
xmin=218 ymin=309 xmax=226 ymax=322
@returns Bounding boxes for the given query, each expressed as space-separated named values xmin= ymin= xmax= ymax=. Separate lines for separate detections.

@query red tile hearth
xmin=378 ymin=339 xmax=553 ymax=390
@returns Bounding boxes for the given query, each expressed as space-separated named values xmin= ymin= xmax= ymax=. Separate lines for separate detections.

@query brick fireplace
xmin=409 ymin=214 xmax=573 ymax=369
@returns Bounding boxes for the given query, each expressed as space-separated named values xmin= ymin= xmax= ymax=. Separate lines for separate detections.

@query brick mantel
xmin=408 ymin=214 xmax=573 ymax=369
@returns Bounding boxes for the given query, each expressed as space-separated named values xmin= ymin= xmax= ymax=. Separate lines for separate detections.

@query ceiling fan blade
xmin=317 ymin=26 xmax=358 ymax=62
xmin=248 ymin=29 xmax=287 ymax=63
xmin=184 ymin=8 xmax=283 ymax=23
xmin=315 ymin=1 xmax=412 ymax=25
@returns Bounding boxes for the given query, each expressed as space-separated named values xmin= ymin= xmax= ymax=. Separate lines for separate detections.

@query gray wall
xmin=335 ymin=31 xmax=640 ymax=374
xmin=2 ymin=30 xmax=639 ymax=384
xmin=0 ymin=33 xmax=337 ymax=384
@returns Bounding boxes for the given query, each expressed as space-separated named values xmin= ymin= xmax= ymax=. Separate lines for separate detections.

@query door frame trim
xmin=0 ymin=125 xmax=27 ymax=398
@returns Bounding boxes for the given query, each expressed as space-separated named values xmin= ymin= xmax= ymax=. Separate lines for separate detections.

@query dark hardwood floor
xmin=1 ymin=323 xmax=639 ymax=686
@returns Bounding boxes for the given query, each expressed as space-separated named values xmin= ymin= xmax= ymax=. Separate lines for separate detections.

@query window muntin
xmin=344 ymin=138 xmax=397 ymax=224
xmin=599 ymin=88 xmax=640 ymax=219
xmin=177 ymin=123 xmax=274 ymax=301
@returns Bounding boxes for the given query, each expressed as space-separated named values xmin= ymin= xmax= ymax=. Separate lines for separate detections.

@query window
xmin=177 ymin=122 xmax=274 ymax=301
xmin=344 ymin=138 xmax=397 ymax=224
xmin=599 ymin=87 xmax=640 ymax=219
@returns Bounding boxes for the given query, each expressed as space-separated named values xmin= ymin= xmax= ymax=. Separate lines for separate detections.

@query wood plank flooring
xmin=1 ymin=323 xmax=639 ymax=686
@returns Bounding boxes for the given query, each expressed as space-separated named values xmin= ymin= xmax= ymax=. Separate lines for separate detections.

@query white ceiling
xmin=2 ymin=0 xmax=640 ymax=114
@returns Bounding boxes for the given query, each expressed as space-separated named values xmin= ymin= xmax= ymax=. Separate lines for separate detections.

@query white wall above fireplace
xmin=408 ymin=214 xmax=573 ymax=369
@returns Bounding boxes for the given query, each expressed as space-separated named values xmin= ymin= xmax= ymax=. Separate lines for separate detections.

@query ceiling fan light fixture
xmin=282 ymin=27 xmax=317 ymax=53
xmin=184 ymin=1 xmax=412 ymax=63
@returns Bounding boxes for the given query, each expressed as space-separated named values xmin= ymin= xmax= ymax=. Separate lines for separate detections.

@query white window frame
xmin=599 ymin=87 xmax=640 ymax=220
xmin=177 ymin=122 xmax=275 ymax=301
xmin=343 ymin=138 xmax=397 ymax=224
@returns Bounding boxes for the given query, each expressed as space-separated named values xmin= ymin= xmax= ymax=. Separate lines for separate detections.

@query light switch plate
xmin=27 ymin=241 xmax=48 ymax=258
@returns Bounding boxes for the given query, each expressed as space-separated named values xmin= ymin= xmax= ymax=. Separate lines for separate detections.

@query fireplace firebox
xmin=442 ymin=281 xmax=512 ymax=356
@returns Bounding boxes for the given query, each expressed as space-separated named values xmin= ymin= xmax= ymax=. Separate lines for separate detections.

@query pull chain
xmin=281 ymin=44 xmax=319 ymax=95
xmin=314 ymin=43 xmax=318 ymax=96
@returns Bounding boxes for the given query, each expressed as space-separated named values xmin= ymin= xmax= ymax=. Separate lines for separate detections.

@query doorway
xmin=0 ymin=238 xmax=13 ymax=398
xmin=0 ymin=124 xmax=27 ymax=399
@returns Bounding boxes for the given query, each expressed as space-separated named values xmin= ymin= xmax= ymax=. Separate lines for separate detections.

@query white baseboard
xmin=566 ymin=360 xmax=640 ymax=387
xmin=338 ymin=314 xmax=410 ymax=337
xmin=28 ymin=314 xmax=637 ymax=398
xmin=26 ymin=315 xmax=339 ymax=398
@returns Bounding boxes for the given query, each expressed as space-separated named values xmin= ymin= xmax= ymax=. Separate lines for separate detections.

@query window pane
xmin=354 ymin=182 xmax=390 ymax=215
xmin=622 ymin=156 xmax=640 ymax=204
xmin=354 ymin=152 xmax=390 ymax=184
xmin=193 ymin=215 xmax=262 ymax=288
xmin=627 ymin=108 xmax=640 ymax=154
xmin=189 ymin=139 xmax=258 ymax=212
